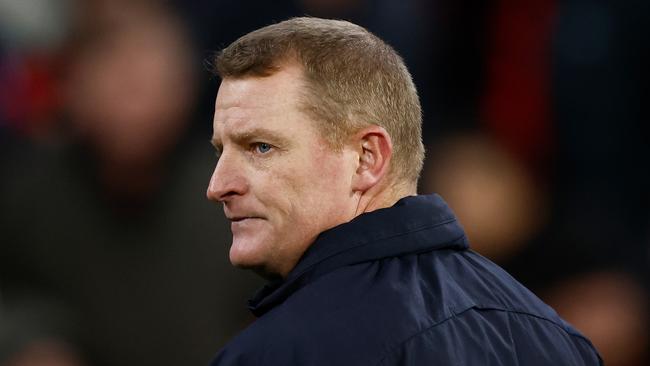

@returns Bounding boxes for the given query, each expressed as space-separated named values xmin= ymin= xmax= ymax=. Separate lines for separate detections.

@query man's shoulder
xmin=375 ymin=304 xmax=603 ymax=366
xmin=371 ymin=248 xmax=603 ymax=365
xmin=211 ymin=247 xmax=602 ymax=366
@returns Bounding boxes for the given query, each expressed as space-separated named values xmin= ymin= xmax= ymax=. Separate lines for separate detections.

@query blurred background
xmin=0 ymin=0 xmax=648 ymax=365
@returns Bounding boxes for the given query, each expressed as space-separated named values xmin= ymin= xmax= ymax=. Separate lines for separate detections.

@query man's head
xmin=207 ymin=17 xmax=424 ymax=278
xmin=214 ymin=17 xmax=424 ymax=184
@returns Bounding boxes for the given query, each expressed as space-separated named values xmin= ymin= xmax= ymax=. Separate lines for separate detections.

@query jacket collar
xmin=248 ymin=194 xmax=469 ymax=317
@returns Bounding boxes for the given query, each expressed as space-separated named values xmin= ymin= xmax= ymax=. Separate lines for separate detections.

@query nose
xmin=206 ymin=153 xmax=248 ymax=202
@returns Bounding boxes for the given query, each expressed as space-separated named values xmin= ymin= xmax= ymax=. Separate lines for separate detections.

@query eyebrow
xmin=211 ymin=127 xmax=292 ymax=151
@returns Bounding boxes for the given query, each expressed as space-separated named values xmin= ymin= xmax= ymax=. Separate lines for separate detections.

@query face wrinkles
xmin=207 ymin=64 xmax=359 ymax=278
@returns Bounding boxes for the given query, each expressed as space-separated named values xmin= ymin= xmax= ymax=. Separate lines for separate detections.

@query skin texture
xmin=207 ymin=63 xmax=406 ymax=278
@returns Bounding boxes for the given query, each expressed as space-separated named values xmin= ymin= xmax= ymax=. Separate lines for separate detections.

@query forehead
xmin=212 ymin=64 xmax=324 ymax=149
xmin=215 ymin=65 xmax=305 ymax=118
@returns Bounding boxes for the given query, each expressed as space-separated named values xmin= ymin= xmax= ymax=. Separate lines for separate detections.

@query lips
xmin=229 ymin=216 xmax=264 ymax=233
xmin=227 ymin=215 xmax=264 ymax=222
xmin=224 ymin=206 xmax=262 ymax=220
xmin=223 ymin=205 xmax=265 ymax=223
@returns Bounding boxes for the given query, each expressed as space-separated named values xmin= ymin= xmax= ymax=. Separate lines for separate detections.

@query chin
xmin=229 ymin=236 xmax=266 ymax=266
xmin=229 ymin=237 xmax=286 ymax=279
xmin=229 ymin=246 xmax=260 ymax=268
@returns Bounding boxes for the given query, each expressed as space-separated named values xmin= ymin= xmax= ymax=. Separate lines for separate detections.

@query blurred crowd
xmin=0 ymin=0 xmax=648 ymax=366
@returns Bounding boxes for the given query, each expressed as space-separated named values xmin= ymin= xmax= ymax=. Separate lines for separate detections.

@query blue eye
xmin=255 ymin=143 xmax=272 ymax=154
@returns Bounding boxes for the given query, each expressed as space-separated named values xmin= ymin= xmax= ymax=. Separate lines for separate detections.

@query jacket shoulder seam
xmin=372 ymin=306 xmax=594 ymax=366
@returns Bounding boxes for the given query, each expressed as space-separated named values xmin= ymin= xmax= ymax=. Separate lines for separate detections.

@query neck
xmin=353 ymin=180 xmax=417 ymax=216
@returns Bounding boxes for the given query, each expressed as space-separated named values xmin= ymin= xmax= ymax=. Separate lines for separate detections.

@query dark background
xmin=1 ymin=0 xmax=648 ymax=365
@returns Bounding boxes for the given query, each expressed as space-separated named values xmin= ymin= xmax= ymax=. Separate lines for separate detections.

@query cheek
xmin=253 ymin=150 xmax=353 ymax=226
xmin=311 ymin=153 xmax=351 ymax=192
xmin=293 ymin=155 xmax=353 ymax=215
xmin=249 ymin=165 xmax=301 ymax=221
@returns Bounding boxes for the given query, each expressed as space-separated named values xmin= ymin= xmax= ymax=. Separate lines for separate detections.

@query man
xmin=206 ymin=17 xmax=602 ymax=365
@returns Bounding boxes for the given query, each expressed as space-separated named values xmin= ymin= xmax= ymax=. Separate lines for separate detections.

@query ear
xmin=351 ymin=126 xmax=393 ymax=193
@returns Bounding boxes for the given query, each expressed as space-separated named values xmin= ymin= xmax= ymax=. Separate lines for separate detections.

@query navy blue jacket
xmin=211 ymin=194 xmax=602 ymax=365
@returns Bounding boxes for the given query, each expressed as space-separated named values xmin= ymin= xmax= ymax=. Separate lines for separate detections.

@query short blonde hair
xmin=213 ymin=17 xmax=424 ymax=184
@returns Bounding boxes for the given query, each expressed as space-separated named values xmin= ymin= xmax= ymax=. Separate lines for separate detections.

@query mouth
xmin=227 ymin=216 xmax=264 ymax=222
